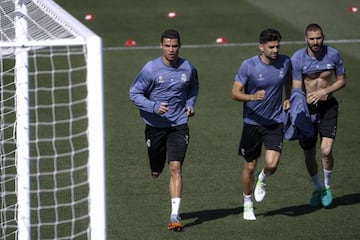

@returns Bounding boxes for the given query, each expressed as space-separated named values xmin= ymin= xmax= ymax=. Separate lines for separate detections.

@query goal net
xmin=0 ymin=0 xmax=105 ymax=239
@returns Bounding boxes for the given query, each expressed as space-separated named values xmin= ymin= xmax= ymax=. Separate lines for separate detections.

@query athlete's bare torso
xmin=303 ymin=70 xmax=333 ymax=103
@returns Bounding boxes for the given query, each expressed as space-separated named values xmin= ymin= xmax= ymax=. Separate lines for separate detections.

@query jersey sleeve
xmin=333 ymin=50 xmax=346 ymax=76
xmin=235 ymin=60 xmax=250 ymax=85
xmin=129 ymin=64 xmax=157 ymax=113
xmin=291 ymin=50 xmax=304 ymax=81
xmin=186 ymin=67 xmax=199 ymax=111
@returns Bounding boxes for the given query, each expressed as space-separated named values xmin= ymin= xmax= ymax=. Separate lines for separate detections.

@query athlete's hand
xmin=307 ymin=89 xmax=328 ymax=104
xmin=283 ymin=99 xmax=290 ymax=111
xmin=251 ymin=89 xmax=265 ymax=101
xmin=158 ymin=102 xmax=169 ymax=114
xmin=186 ymin=106 xmax=195 ymax=117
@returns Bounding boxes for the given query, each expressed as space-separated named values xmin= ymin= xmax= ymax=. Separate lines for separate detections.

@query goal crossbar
xmin=0 ymin=39 xmax=87 ymax=48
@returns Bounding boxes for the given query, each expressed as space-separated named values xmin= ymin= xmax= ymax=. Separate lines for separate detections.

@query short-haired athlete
xmin=129 ymin=29 xmax=199 ymax=231
xmin=231 ymin=29 xmax=292 ymax=220
xmin=291 ymin=23 xmax=346 ymax=208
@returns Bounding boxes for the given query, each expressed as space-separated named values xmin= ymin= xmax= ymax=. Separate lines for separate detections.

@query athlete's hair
xmin=305 ymin=23 xmax=324 ymax=36
xmin=161 ymin=29 xmax=181 ymax=45
xmin=259 ymin=29 xmax=282 ymax=44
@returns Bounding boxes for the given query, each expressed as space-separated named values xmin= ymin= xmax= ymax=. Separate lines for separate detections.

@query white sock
xmin=323 ymin=169 xmax=332 ymax=188
xmin=311 ymin=174 xmax=323 ymax=190
xmin=258 ymin=169 xmax=267 ymax=182
xmin=243 ymin=193 xmax=252 ymax=205
xmin=171 ymin=198 xmax=181 ymax=216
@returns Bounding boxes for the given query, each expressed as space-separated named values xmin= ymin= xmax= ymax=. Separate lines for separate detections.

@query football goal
xmin=0 ymin=0 xmax=105 ymax=239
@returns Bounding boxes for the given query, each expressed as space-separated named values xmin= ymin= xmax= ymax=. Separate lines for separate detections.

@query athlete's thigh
xmin=167 ymin=124 xmax=189 ymax=162
xmin=263 ymin=123 xmax=284 ymax=152
xmin=319 ymin=98 xmax=338 ymax=139
xmin=239 ymin=124 xmax=262 ymax=161
xmin=145 ymin=125 xmax=167 ymax=161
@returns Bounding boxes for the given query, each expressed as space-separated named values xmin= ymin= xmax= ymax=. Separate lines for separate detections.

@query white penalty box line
xmin=104 ymin=39 xmax=360 ymax=51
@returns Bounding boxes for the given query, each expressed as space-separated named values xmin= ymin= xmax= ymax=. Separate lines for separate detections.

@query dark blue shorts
xmin=238 ymin=123 xmax=284 ymax=162
xmin=144 ymin=124 xmax=189 ymax=173
xmin=299 ymin=97 xmax=338 ymax=150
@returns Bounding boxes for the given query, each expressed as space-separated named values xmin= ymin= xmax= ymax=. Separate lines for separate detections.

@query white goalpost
xmin=0 ymin=0 xmax=105 ymax=239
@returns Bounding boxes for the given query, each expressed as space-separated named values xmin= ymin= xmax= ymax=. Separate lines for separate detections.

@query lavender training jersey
xmin=235 ymin=54 xmax=292 ymax=126
xmin=129 ymin=56 xmax=199 ymax=128
xmin=291 ymin=45 xmax=345 ymax=81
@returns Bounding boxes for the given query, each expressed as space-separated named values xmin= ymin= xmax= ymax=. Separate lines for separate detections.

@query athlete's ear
xmin=258 ymin=43 xmax=264 ymax=52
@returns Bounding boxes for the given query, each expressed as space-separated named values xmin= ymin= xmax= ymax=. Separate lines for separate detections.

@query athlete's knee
xmin=169 ymin=160 xmax=182 ymax=174
xmin=320 ymin=137 xmax=334 ymax=157
xmin=244 ymin=160 xmax=257 ymax=173
xmin=320 ymin=145 xmax=332 ymax=158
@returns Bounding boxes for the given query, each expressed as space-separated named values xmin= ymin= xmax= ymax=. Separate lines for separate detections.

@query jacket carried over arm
xmin=284 ymin=88 xmax=316 ymax=141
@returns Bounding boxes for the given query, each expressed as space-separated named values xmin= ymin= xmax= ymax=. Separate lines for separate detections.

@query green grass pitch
xmin=56 ymin=0 xmax=360 ymax=239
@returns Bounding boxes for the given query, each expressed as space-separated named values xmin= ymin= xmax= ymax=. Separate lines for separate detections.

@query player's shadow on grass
xmin=181 ymin=207 xmax=242 ymax=228
xmin=261 ymin=193 xmax=360 ymax=217
xmin=180 ymin=193 xmax=360 ymax=227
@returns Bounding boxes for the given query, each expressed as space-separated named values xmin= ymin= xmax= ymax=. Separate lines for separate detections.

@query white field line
xmin=104 ymin=39 xmax=360 ymax=51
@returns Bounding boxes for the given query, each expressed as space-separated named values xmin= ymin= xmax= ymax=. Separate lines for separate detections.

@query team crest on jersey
xmin=181 ymin=73 xmax=187 ymax=82
xmin=279 ymin=70 xmax=284 ymax=78
xmin=257 ymin=74 xmax=265 ymax=81
xmin=157 ymin=76 xmax=165 ymax=83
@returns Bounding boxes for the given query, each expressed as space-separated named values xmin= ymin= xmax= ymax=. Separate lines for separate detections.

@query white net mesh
xmin=0 ymin=0 xmax=80 ymax=42
xmin=0 ymin=1 xmax=104 ymax=239
xmin=29 ymin=46 xmax=90 ymax=239
xmin=1 ymin=47 xmax=18 ymax=239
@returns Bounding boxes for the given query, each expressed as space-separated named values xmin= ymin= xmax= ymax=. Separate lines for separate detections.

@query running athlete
xmin=291 ymin=23 xmax=346 ymax=208
xmin=129 ymin=29 xmax=199 ymax=231
xmin=231 ymin=29 xmax=292 ymax=220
